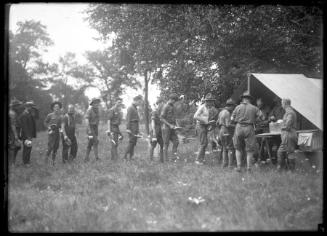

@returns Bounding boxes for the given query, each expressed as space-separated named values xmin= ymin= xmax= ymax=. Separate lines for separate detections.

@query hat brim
xmin=204 ymin=98 xmax=216 ymax=101
xmin=51 ymin=102 xmax=62 ymax=110
xmin=90 ymin=99 xmax=101 ymax=105
xmin=241 ymin=95 xmax=253 ymax=100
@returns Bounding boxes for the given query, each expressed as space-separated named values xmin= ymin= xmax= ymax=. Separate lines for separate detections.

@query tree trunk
xmin=144 ymin=70 xmax=150 ymax=135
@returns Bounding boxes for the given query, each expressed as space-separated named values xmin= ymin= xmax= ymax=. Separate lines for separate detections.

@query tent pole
xmin=247 ymin=73 xmax=251 ymax=93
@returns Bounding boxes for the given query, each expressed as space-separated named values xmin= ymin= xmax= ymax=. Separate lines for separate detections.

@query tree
xmin=86 ymin=4 xmax=322 ymax=111
xmin=85 ymin=48 xmax=140 ymax=110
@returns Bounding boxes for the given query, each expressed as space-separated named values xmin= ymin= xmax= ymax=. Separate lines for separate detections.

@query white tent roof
xmin=250 ymin=73 xmax=323 ymax=130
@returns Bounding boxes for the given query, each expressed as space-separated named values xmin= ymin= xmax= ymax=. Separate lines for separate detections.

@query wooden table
xmin=255 ymin=132 xmax=281 ymax=162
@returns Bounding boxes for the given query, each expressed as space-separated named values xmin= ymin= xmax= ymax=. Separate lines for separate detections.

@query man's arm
xmin=61 ymin=115 xmax=68 ymax=138
xmin=282 ymin=113 xmax=293 ymax=131
xmin=44 ymin=114 xmax=50 ymax=128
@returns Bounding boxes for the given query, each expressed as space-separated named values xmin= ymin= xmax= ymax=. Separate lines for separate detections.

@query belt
xmin=238 ymin=122 xmax=253 ymax=126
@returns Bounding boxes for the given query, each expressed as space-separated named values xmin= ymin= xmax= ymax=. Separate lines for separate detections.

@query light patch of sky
xmin=9 ymin=3 xmax=161 ymax=109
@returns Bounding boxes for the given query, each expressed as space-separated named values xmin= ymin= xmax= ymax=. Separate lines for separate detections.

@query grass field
xmin=7 ymin=123 xmax=323 ymax=232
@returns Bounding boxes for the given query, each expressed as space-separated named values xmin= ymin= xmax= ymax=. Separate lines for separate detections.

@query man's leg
xmin=94 ymin=139 xmax=99 ymax=160
xmin=149 ymin=141 xmax=157 ymax=161
xmin=22 ymin=143 xmax=32 ymax=165
xmin=84 ymin=138 xmax=92 ymax=162
xmin=228 ymin=150 xmax=234 ymax=169
xmin=222 ymin=147 xmax=228 ymax=168
xmin=235 ymin=149 xmax=242 ymax=171
xmin=70 ymin=136 xmax=78 ymax=160
xmin=171 ymin=130 xmax=179 ymax=157
xmin=162 ymin=126 xmax=170 ymax=162
xmin=62 ymin=140 xmax=69 ymax=164
xmin=196 ymin=125 xmax=208 ymax=163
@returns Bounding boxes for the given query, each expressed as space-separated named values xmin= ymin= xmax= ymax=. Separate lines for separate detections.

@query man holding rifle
xmin=107 ymin=99 xmax=124 ymax=160
xmin=123 ymin=95 xmax=143 ymax=161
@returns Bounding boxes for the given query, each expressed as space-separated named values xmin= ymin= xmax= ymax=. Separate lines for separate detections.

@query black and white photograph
xmin=5 ymin=2 xmax=323 ymax=232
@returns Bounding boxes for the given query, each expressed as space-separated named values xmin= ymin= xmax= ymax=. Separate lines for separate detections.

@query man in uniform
xmin=277 ymin=98 xmax=298 ymax=171
xmin=149 ymin=98 xmax=165 ymax=162
xmin=193 ymin=93 xmax=218 ymax=164
xmin=231 ymin=91 xmax=264 ymax=172
xmin=160 ymin=93 xmax=179 ymax=162
xmin=124 ymin=95 xmax=143 ymax=160
xmin=107 ymin=99 xmax=124 ymax=160
xmin=18 ymin=101 xmax=38 ymax=166
xmin=8 ymin=99 xmax=23 ymax=166
xmin=44 ymin=101 xmax=63 ymax=166
xmin=217 ymin=98 xmax=236 ymax=169
xmin=85 ymin=98 xmax=101 ymax=162
xmin=254 ymin=97 xmax=271 ymax=164
xmin=61 ymin=104 xmax=78 ymax=163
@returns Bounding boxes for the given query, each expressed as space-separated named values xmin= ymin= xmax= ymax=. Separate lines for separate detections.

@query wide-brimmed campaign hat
xmin=10 ymin=99 xmax=23 ymax=107
xmin=25 ymin=100 xmax=37 ymax=108
xmin=225 ymin=98 xmax=235 ymax=106
xmin=50 ymin=101 xmax=62 ymax=110
xmin=240 ymin=91 xmax=254 ymax=100
xmin=90 ymin=98 xmax=101 ymax=105
xmin=204 ymin=93 xmax=216 ymax=101
xmin=169 ymin=93 xmax=179 ymax=101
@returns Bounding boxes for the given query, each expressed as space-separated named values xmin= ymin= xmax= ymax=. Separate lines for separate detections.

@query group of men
xmin=8 ymin=90 xmax=298 ymax=172
xmin=193 ymin=91 xmax=298 ymax=172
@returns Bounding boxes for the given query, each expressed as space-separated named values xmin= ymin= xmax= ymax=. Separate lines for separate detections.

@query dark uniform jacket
xmin=108 ymin=107 xmax=122 ymax=133
xmin=62 ymin=113 xmax=76 ymax=137
xmin=126 ymin=104 xmax=139 ymax=131
xmin=151 ymin=104 xmax=163 ymax=134
xmin=18 ymin=110 xmax=37 ymax=140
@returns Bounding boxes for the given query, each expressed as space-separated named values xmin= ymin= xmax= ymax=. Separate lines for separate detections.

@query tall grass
xmin=8 ymin=123 xmax=322 ymax=232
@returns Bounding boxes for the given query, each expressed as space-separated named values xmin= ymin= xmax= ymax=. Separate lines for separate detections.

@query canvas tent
xmin=232 ymin=73 xmax=323 ymax=131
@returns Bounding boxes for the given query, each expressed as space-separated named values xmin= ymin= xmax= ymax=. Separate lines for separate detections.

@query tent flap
xmin=250 ymin=73 xmax=323 ymax=130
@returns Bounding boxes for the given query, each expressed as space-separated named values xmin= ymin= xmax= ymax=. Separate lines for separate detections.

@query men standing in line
xmin=231 ymin=91 xmax=264 ymax=172
xmin=149 ymin=98 xmax=165 ymax=162
xmin=124 ymin=95 xmax=143 ymax=161
xmin=107 ymin=99 xmax=124 ymax=160
xmin=61 ymin=104 xmax=78 ymax=163
xmin=44 ymin=101 xmax=63 ymax=166
xmin=160 ymin=93 xmax=179 ymax=162
xmin=218 ymin=98 xmax=236 ymax=169
xmin=193 ymin=93 xmax=218 ymax=164
xmin=8 ymin=99 xmax=23 ymax=166
xmin=277 ymin=98 xmax=298 ymax=171
xmin=85 ymin=98 xmax=101 ymax=162
xmin=18 ymin=101 xmax=38 ymax=166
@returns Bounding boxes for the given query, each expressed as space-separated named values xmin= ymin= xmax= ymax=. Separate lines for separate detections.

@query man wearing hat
xmin=277 ymin=98 xmax=298 ymax=171
xmin=231 ymin=91 xmax=264 ymax=172
xmin=61 ymin=104 xmax=78 ymax=163
xmin=44 ymin=101 xmax=63 ymax=166
xmin=107 ymin=99 xmax=124 ymax=160
xmin=193 ymin=93 xmax=219 ymax=164
xmin=160 ymin=93 xmax=180 ymax=162
xmin=8 ymin=99 xmax=23 ymax=166
xmin=18 ymin=101 xmax=38 ymax=166
xmin=123 ymin=95 xmax=143 ymax=161
xmin=149 ymin=97 xmax=165 ymax=162
xmin=85 ymin=98 xmax=101 ymax=162
xmin=217 ymin=98 xmax=236 ymax=169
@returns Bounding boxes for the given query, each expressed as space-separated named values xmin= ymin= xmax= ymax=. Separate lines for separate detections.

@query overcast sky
xmin=9 ymin=3 xmax=160 ymax=109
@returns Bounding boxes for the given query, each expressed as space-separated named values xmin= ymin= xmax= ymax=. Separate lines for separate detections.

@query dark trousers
xmin=46 ymin=131 xmax=60 ymax=160
xmin=124 ymin=122 xmax=139 ymax=159
xmin=62 ymin=135 xmax=78 ymax=162
xmin=22 ymin=140 xmax=32 ymax=164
